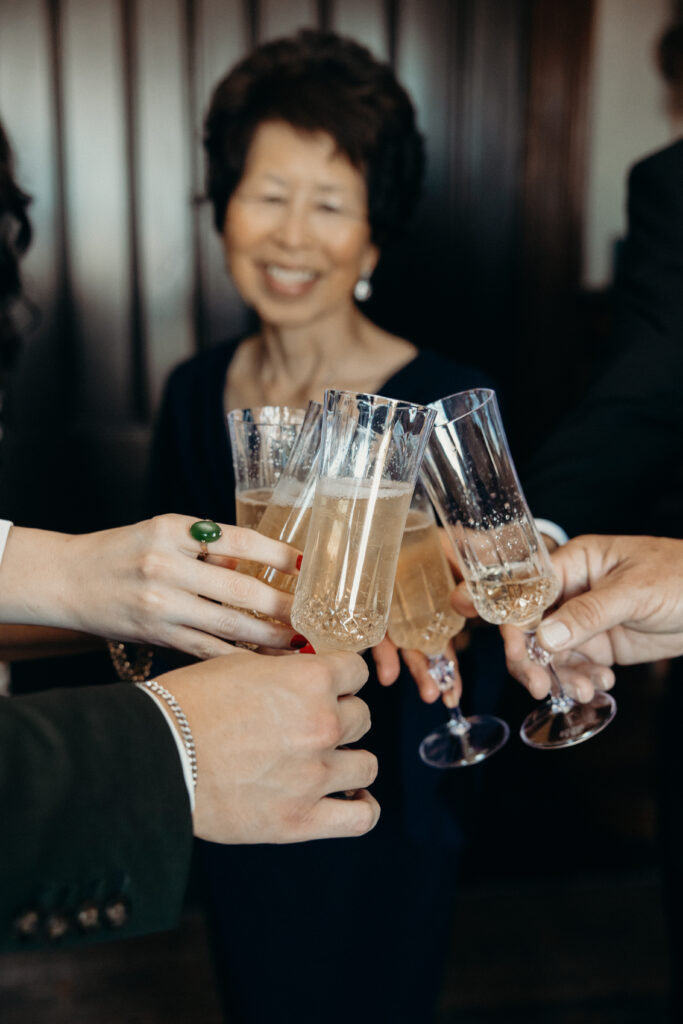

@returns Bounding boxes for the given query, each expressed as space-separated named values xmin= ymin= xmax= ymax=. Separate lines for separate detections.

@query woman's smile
xmin=260 ymin=262 xmax=319 ymax=298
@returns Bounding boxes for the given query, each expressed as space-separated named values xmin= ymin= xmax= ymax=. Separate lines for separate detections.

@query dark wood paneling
xmin=516 ymin=0 xmax=595 ymax=451
xmin=133 ymin=0 xmax=194 ymax=413
xmin=260 ymin=0 xmax=318 ymax=41
xmin=368 ymin=0 xmax=528 ymax=387
xmin=192 ymin=0 xmax=251 ymax=351
xmin=61 ymin=0 xmax=131 ymax=422
xmin=329 ymin=0 xmax=390 ymax=58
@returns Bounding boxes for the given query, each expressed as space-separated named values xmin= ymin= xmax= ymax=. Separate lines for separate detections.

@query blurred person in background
xmin=148 ymin=28 xmax=495 ymax=1024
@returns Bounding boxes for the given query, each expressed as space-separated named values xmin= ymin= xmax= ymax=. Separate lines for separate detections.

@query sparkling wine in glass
xmin=388 ymin=485 xmax=509 ymax=767
xmin=421 ymin=387 xmax=616 ymax=750
xmin=291 ymin=390 xmax=436 ymax=654
xmin=227 ymin=405 xmax=306 ymax=528
xmin=235 ymin=400 xmax=323 ymax=596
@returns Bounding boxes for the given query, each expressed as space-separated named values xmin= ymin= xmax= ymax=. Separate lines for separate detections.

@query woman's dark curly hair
xmin=0 ymin=120 xmax=32 ymax=371
xmin=204 ymin=29 xmax=425 ymax=248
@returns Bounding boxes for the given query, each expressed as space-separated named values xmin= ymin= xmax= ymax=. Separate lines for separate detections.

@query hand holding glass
xmin=420 ymin=388 xmax=616 ymax=749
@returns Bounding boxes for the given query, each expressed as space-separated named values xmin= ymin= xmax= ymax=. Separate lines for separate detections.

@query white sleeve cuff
xmin=535 ymin=518 xmax=570 ymax=548
xmin=0 ymin=520 xmax=13 ymax=566
xmin=138 ymin=688 xmax=196 ymax=813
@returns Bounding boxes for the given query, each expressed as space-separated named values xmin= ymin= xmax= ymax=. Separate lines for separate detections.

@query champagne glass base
xmin=419 ymin=715 xmax=510 ymax=769
xmin=520 ymin=690 xmax=616 ymax=750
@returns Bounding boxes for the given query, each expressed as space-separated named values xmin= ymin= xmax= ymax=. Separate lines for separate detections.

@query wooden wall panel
xmin=448 ymin=0 xmax=527 ymax=377
xmin=517 ymin=0 xmax=595 ymax=450
xmin=193 ymin=0 xmax=251 ymax=350
xmin=368 ymin=0 xmax=459 ymax=352
xmin=61 ymin=0 xmax=131 ymax=420
xmin=134 ymin=0 xmax=194 ymax=412
xmin=329 ymin=0 xmax=390 ymax=59
xmin=259 ymin=0 xmax=318 ymax=42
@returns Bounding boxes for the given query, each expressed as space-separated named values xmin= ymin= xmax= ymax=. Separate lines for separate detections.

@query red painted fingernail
xmin=290 ymin=633 xmax=308 ymax=649
xmin=298 ymin=642 xmax=316 ymax=654
xmin=295 ymin=554 xmax=303 ymax=571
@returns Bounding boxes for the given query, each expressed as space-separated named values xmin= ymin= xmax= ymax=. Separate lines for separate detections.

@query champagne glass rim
xmin=226 ymin=405 xmax=309 ymax=426
xmin=324 ymin=387 xmax=434 ymax=414
xmin=430 ymin=387 xmax=497 ymax=426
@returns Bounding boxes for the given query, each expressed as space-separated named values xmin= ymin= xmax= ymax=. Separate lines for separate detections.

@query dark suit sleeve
xmin=522 ymin=142 xmax=683 ymax=536
xmin=0 ymin=684 xmax=193 ymax=950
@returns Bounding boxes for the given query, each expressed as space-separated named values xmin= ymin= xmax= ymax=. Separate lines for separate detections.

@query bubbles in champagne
xmin=468 ymin=563 xmax=560 ymax=629
xmin=388 ymin=511 xmax=465 ymax=656
xmin=291 ymin=478 xmax=413 ymax=652
xmin=237 ymin=480 xmax=313 ymax=595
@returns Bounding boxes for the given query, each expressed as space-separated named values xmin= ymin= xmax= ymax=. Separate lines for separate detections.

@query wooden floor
xmin=0 ymin=868 xmax=671 ymax=1023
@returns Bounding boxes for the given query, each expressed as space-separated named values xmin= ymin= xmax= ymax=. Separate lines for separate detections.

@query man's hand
xmin=161 ymin=650 xmax=380 ymax=844
xmin=501 ymin=535 xmax=683 ymax=696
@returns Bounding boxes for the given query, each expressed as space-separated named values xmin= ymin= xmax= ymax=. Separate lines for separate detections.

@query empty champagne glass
xmin=227 ymin=405 xmax=306 ymax=528
xmin=388 ymin=484 xmax=510 ymax=766
xmin=291 ymin=389 xmax=436 ymax=654
xmin=420 ymin=388 xmax=616 ymax=750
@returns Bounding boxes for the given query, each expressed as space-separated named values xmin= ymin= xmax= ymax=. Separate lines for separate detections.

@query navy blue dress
xmin=148 ymin=340 xmax=499 ymax=1024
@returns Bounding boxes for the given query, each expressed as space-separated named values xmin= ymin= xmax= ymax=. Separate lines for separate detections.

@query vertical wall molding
xmin=516 ymin=0 xmax=596 ymax=449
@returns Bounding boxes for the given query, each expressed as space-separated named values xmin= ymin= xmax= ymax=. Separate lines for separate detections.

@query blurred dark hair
xmin=0 ymin=119 xmax=32 ymax=373
xmin=204 ymin=29 xmax=425 ymax=248
xmin=658 ymin=22 xmax=683 ymax=88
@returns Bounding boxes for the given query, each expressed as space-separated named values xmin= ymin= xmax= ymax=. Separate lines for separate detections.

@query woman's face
xmin=223 ymin=120 xmax=378 ymax=329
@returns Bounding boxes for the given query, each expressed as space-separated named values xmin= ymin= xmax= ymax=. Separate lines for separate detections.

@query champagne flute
xmin=388 ymin=484 xmax=510 ymax=767
xmin=291 ymin=390 xmax=436 ymax=654
xmin=227 ymin=405 xmax=306 ymax=528
xmin=420 ymin=388 xmax=616 ymax=749
xmin=234 ymin=400 xmax=323 ymax=597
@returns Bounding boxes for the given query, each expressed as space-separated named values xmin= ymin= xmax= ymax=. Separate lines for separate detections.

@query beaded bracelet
xmin=135 ymin=679 xmax=197 ymax=791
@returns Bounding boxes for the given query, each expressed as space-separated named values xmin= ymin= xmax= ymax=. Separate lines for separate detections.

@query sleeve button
xmin=45 ymin=913 xmax=70 ymax=941
xmin=76 ymin=902 xmax=100 ymax=932
xmin=13 ymin=910 xmax=40 ymax=939
xmin=104 ymin=897 xmax=129 ymax=929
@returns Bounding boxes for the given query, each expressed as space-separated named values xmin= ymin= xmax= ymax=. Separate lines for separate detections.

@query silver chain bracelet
xmin=136 ymin=679 xmax=197 ymax=791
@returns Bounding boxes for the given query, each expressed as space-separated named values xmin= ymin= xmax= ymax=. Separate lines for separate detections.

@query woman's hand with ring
xmin=0 ymin=514 xmax=306 ymax=658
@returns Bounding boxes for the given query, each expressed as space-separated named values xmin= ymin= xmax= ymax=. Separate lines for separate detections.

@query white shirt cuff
xmin=535 ymin=518 xmax=570 ymax=548
xmin=138 ymin=688 xmax=195 ymax=813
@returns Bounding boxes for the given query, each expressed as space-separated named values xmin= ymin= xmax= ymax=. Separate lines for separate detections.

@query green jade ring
xmin=190 ymin=519 xmax=222 ymax=561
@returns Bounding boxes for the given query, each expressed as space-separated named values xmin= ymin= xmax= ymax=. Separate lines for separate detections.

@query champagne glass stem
xmin=427 ymin=654 xmax=470 ymax=735
xmin=525 ymin=632 xmax=574 ymax=713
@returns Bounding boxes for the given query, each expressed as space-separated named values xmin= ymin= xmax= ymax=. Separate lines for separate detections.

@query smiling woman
xmin=147 ymin=28 xmax=493 ymax=1024
xmin=223 ymin=121 xmax=378 ymax=342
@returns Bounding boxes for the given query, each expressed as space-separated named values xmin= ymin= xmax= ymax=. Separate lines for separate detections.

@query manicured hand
xmin=0 ymin=515 xmax=306 ymax=657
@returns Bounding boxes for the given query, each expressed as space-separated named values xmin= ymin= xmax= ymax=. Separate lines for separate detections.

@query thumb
xmin=537 ymin=581 xmax=636 ymax=652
